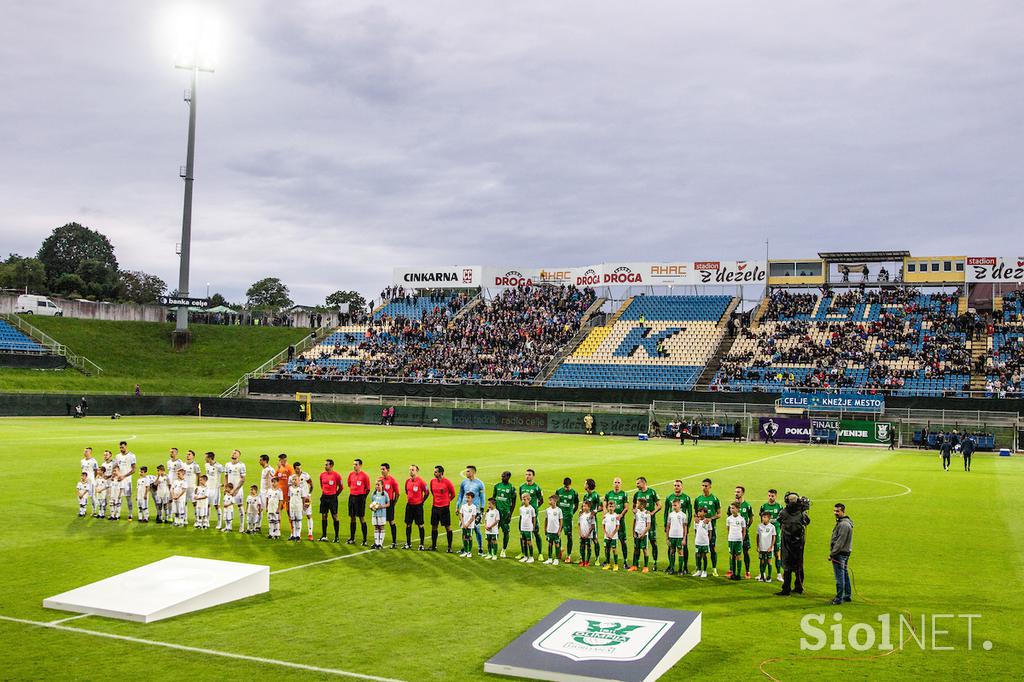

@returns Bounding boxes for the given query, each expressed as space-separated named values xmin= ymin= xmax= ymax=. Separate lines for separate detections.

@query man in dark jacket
xmin=939 ymin=436 xmax=952 ymax=471
xmin=829 ymin=503 xmax=853 ymax=605
xmin=776 ymin=493 xmax=810 ymax=596
xmin=961 ymin=435 xmax=975 ymax=472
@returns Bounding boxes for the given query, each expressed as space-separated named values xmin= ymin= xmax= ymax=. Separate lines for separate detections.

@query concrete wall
xmin=0 ymin=294 xmax=165 ymax=322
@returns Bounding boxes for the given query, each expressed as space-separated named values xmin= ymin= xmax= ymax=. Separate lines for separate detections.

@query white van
xmin=14 ymin=294 xmax=63 ymax=316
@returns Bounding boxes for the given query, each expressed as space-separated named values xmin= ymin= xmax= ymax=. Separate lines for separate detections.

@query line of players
xmin=76 ymin=445 xmax=786 ymax=580
xmin=76 ymin=446 xmax=322 ymax=541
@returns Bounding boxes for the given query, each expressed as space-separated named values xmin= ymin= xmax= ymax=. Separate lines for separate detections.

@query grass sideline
xmin=0 ymin=416 xmax=1019 ymax=681
xmin=0 ymin=318 xmax=308 ymax=394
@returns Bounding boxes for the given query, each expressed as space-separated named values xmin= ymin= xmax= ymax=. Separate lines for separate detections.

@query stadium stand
xmin=0 ymin=318 xmax=47 ymax=354
xmin=545 ymin=295 xmax=735 ymax=390
xmin=982 ymin=291 xmax=1023 ymax=396
xmin=712 ymin=288 xmax=972 ymax=396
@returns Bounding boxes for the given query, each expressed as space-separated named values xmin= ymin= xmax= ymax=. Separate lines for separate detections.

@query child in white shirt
xmin=264 ymin=479 xmax=283 ymax=539
xmin=76 ymin=473 xmax=90 ymax=517
xmin=194 ymin=476 xmax=209 ymax=529
xmin=221 ymin=483 xmax=236 ymax=532
xmin=288 ymin=476 xmax=305 ymax=540
xmin=107 ymin=466 xmax=124 ymax=520
xmin=483 ymin=498 xmax=500 ymax=560
xmin=518 ymin=493 xmax=537 ymax=564
xmin=666 ymin=499 xmax=688 ymax=575
xmin=170 ymin=469 xmax=187 ymax=527
xmin=756 ymin=511 xmax=777 ymax=582
xmin=577 ymin=501 xmax=596 ymax=567
xmin=136 ymin=467 xmax=155 ymax=522
xmin=693 ymin=509 xmax=712 ymax=578
xmin=93 ymin=474 xmax=109 ymax=518
xmin=154 ymin=466 xmax=170 ymax=523
xmin=602 ymin=501 xmax=621 ymax=571
xmin=244 ymin=485 xmax=262 ymax=534
xmin=459 ymin=492 xmax=478 ymax=557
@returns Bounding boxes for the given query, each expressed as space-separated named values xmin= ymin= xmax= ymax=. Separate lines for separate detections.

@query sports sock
xmin=643 ymin=554 xmax=648 ymax=568
xmin=406 ymin=525 xmax=412 ymax=545
xmin=446 ymin=529 xmax=453 ymax=549
xmin=418 ymin=525 xmax=425 ymax=545
xmin=566 ymin=533 xmax=573 ymax=558
xmin=632 ymin=547 xmax=640 ymax=567
xmin=682 ymin=544 xmax=689 ymax=571
xmin=605 ymin=546 xmax=611 ymax=563
xmin=361 ymin=520 xmax=368 ymax=542
xmin=744 ymin=547 xmax=751 ymax=573
xmin=710 ymin=547 xmax=718 ymax=568
xmin=502 ymin=529 xmax=510 ymax=550
xmin=668 ymin=548 xmax=675 ymax=571
xmin=350 ymin=518 xmax=356 ymax=541
xmin=322 ymin=518 xmax=328 ymax=537
xmin=391 ymin=523 xmax=398 ymax=545
xmin=651 ymin=540 xmax=658 ymax=565
xmin=431 ymin=529 xmax=438 ymax=549
xmin=333 ymin=519 xmax=340 ymax=539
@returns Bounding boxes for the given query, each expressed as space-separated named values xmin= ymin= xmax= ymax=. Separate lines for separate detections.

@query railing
xmin=219 ymin=325 xmax=330 ymax=398
xmin=2 ymin=313 xmax=103 ymax=376
xmin=250 ymin=391 xmax=651 ymax=414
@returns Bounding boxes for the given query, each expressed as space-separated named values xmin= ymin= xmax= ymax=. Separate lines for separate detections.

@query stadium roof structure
xmin=817 ymin=250 xmax=911 ymax=263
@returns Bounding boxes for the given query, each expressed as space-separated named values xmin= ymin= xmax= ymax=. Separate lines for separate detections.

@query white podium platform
xmin=43 ymin=556 xmax=269 ymax=623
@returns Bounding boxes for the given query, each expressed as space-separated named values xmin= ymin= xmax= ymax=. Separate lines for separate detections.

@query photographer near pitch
xmin=776 ymin=492 xmax=810 ymax=596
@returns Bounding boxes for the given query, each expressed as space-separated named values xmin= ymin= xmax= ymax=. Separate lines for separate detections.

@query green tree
xmin=246 ymin=277 xmax=292 ymax=311
xmin=208 ymin=292 xmax=228 ymax=308
xmin=76 ymin=259 xmax=119 ymax=299
xmin=0 ymin=254 xmax=47 ymax=293
xmin=118 ymin=270 xmax=168 ymax=304
xmin=325 ymin=289 xmax=367 ymax=312
xmin=37 ymin=223 xmax=119 ymax=292
xmin=53 ymin=273 xmax=87 ymax=299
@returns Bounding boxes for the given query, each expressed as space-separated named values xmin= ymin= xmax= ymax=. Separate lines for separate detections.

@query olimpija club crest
xmin=532 ymin=611 xmax=672 ymax=662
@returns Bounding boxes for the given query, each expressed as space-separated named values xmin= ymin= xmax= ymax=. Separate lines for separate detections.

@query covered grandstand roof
xmin=817 ymin=250 xmax=911 ymax=263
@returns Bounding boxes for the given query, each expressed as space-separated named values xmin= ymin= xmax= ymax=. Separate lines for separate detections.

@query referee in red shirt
xmin=346 ymin=458 xmax=371 ymax=545
xmin=403 ymin=464 xmax=429 ymax=550
xmin=318 ymin=459 xmax=343 ymax=542
xmin=379 ymin=463 xmax=400 ymax=548
xmin=429 ymin=465 xmax=456 ymax=552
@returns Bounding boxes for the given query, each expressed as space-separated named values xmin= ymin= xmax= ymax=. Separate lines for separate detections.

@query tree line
xmin=0 ymin=222 xmax=367 ymax=313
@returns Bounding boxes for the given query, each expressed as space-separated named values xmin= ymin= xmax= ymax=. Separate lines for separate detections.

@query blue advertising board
xmin=779 ymin=392 xmax=885 ymax=413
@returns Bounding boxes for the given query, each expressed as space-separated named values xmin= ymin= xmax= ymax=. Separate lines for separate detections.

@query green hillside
xmin=0 ymin=317 xmax=309 ymax=395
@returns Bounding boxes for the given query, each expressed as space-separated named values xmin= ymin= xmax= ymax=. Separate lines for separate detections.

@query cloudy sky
xmin=2 ymin=1 xmax=1022 ymax=305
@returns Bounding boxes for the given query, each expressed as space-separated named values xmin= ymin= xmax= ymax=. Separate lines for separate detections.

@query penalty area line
xmin=0 ymin=615 xmax=406 ymax=682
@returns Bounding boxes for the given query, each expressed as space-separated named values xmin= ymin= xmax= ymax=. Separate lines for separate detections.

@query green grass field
xmin=1 ymin=416 xmax=1020 ymax=681
xmin=1 ymin=318 xmax=308 ymax=394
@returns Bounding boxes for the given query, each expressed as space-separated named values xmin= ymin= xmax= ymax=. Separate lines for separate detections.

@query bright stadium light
xmin=167 ymin=5 xmax=218 ymax=347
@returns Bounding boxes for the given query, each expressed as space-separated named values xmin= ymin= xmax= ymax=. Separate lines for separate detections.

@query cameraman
xmin=776 ymin=492 xmax=810 ymax=596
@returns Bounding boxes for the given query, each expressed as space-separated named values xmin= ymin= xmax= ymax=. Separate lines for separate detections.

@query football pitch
xmin=1 ymin=416 xmax=1020 ymax=681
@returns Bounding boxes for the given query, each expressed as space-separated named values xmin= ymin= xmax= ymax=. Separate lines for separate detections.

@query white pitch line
xmin=0 ymin=615 xmax=405 ymax=682
xmin=47 ymin=613 xmax=91 ymax=625
xmin=270 ymin=549 xmax=375 ymax=575
xmin=647 ymin=447 xmax=811 ymax=489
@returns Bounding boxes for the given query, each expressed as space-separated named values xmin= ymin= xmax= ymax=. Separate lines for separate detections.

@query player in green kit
xmin=581 ymin=478 xmax=601 ymax=563
xmin=492 ymin=471 xmax=517 ymax=558
xmin=759 ymin=488 xmax=783 ymax=581
xmin=633 ymin=477 xmax=662 ymax=571
xmin=604 ymin=477 xmax=629 ymax=569
xmin=519 ymin=469 xmax=543 ymax=560
xmin=693 ymin=478 xmax=722 ymax=576
xmin=733 ymin=485 xmax=754 ymax=578
xmin=663 ymin=479 xmax=692 ymax=574
xmin=556 ymin=477 xmax=580 ymax=562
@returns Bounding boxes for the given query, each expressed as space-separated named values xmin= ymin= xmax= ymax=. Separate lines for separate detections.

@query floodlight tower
xmin=171 ymin=15 xmax=215 ymax=348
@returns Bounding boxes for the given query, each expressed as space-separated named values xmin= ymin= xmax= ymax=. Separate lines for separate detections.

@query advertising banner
xmin=400 ymin=260 xmax=768 ymax=288
xmin=393 ymin=265 xmax=482 ymax=288
xmin=780 ymin=391 xmax=885 ymax=413
xmin=692 ymin=260 xmax=767 ymax=284
xmin=758 ymin=417 xmax=811 ymax=442
xmin=836 ymin=419 xmax=894 ymax=446
xmin=965 ymin=257 xmax=1024 ymax=283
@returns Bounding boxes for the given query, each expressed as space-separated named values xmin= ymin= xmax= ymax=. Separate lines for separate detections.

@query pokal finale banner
xmin=393 ymin=261 xmax=767 ymax=288
xmin=758 ymin=417 xmax=893 ymax=445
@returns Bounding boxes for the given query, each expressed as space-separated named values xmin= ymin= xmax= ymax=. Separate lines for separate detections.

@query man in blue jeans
xmin=829 ymin=503 xmax=854 ymax=605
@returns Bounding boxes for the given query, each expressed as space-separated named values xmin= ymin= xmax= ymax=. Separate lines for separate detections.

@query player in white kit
xmin=80 ymin=447 xmax=98 ymax=516
xmin=170 ymin=468 xmax=187 ymax=526
xmin=183 ymin=450 xmax=201 ymax=524
xmin=116 ymin=440 xmax=137 ymax=520
xmin=264 ymin=478 xmax=283 ymax=539
xmin=294 ymin=462 xmax=314 ymax=540
xmin=135 ymin=466 xmax=155 ymax=522
xmin=204 ymin=451 xmax=224 ymax=529
xmin=194 ymin=476 xmax=210 ymax=528
xmin=108 ymin=466 xmax=124 ymax=520
xmin=224 ymin=449 xmax=247 ymax=510
xmin=257 ymin=454 xmax=274 ymax=532
xmin=244 ymin=485 xmax=262 ymax=534
xmin=76 ymin=472 xmax=90 ymax=517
